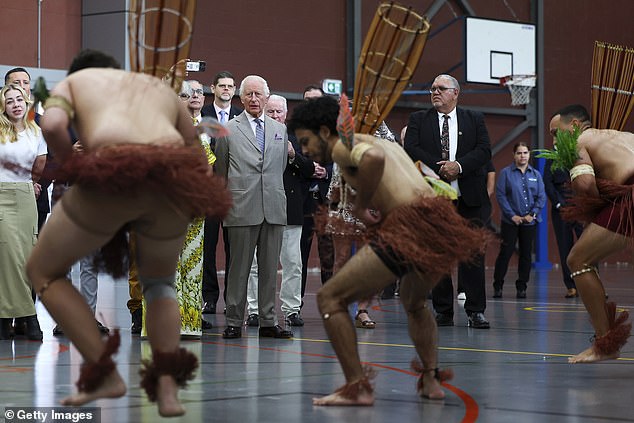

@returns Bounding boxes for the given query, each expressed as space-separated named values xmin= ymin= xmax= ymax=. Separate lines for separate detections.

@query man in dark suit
xmin=215 ymin=75 xmax=292 ymax=339
xmin=404 ymin=73 xmax=492 ymax=329
xmin=544 ymin=105 xmax=590 ymax=298
xmin=200 ymin=71 xmax=242 ymax=314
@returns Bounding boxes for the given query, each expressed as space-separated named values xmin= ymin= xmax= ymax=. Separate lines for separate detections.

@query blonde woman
xmin=0 ymin=84 xmax=46 ymax=340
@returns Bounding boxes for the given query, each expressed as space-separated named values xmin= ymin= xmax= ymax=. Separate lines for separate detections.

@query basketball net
xmin=500 ymin=74 xmax=536 ymax=106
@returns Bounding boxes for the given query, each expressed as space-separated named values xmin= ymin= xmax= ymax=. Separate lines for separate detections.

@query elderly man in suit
xmin=404 ymin=74 xmax=492 ymax=329
xmin=215 ymin=75 xmax=292 ymax=339
xmin=200 ymin=71 xmax=242 ymax=315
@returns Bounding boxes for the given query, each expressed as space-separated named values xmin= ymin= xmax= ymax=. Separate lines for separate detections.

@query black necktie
xmin=440 ymin=114 xmax=449 ymax=160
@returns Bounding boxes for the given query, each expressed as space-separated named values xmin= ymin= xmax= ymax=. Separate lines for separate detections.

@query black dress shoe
xmin=131 ymin=308 xmax=142 ymax=335
xmin=202 ymin=302 xmax=216 ymax=314
xmin=493 ymin=289 xmax=503 ymax=298
xmin=25 ymin=315 xmax=43 ymax=341
xmin=52 ymin=324 xmax=64 ymax=336
xmin=259 ymin=325 xmax=293 ymax=339
xmin=222 ymin=325 xmax=242 ymax=339
xmin=96 ymin=320 xmax=110 ymax=334
xmin=246 ymin=313 xmax=259 ymax=327
xmin=467 ymin=312 xmax=490 ymax=329
xmin=516 ymin=290 xmax=526 ymax=299
xmin=285 ymin=313 xmax=304 ymax=327
xmin=0 ymin=318 xmax=13 ymax=340
xmin=202 ymin=319 xmax=213 ymax=330
xmin=435 ymin=313 xmax=454 ymax=327
xmin=13 ymin=317 xmax=27 ymax=336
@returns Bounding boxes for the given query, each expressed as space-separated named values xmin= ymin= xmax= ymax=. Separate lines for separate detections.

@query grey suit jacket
xmin=215 ymin=111 xmax=288 ymax=226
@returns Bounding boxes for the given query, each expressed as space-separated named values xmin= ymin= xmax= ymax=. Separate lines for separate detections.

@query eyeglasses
xmin=191 ymin=89 xmax=204 ymax=96
xmin=429 ymin=86 xmax=456 ymax=94
xmin=179 ymin=93 xmax=190 ymax=100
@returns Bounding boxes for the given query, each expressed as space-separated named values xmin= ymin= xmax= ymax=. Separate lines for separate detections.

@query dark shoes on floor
xmin=131 ymin=309 xmax=142 ymax=335
xmin=516 ymin=290 xmax=527 ymax=299
xmin=202 ymin=302 xmax=216 ymax=314
xmin=246 ymin=313 xmax=259 ymax=327
xmin=222 ymin=325 xmax=242 ymax=339
xmin=54 ymin=320 xmax=109 ymax=337
xmin=259 ymin=325 xmax=293 ymax=339
xmin=285 ymin=313 xmax=304 ymax=327
xmin=202 ymin=319 xmax=213 ymax=330
xmin=467 ymin=312 xmax=490 ymax=329
xmin=0 ymin=318 xmax=12 ymax=340
xmin=493 ymin=288 xmax=503 ymax=298
xmin=435 ymin=313 xmax=454 ymax=327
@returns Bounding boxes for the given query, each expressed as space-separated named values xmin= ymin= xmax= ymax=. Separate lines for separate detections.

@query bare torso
xmin=578 ymin=129 xmax=634 ymax=183
xmin=56 ymin=68 xmax=188 ymax=150
xmin=334 ymin=134 xmax=434 ymax=215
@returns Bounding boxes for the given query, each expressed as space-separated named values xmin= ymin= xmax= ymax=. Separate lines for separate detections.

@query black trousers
xmin=493 ymin=221 xmax=537 ymax=291
xmin=551 ymin=209 xmax=584 ymax=289
xmin=202 ymin=217 xmax=231 ymax=305
xmin=432 ymin=197 xmax=488 ymax=316
xmin=300 ymin=215 xmax=334 ymax=297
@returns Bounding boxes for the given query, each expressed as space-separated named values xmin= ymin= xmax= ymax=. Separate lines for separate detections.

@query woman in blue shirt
xmin=492 ymin=142 xmax=546 ymax=299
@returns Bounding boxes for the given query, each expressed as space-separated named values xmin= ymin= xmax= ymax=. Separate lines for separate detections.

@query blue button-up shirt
xmin=496 ymin=163 xmax=546 ymax=225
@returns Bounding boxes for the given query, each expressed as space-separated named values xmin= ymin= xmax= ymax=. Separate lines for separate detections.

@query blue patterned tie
xmin=255 ymin=118 xmax=265 ymax=154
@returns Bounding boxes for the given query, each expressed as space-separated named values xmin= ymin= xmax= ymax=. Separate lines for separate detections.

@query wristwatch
xmin=531 ymin=212 xmax=538 ymax=219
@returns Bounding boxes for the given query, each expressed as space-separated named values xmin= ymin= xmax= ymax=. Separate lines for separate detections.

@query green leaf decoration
xmin=32 ymin=76 xmax=50 ymax=104
xmin=535 ymin=125 xmax=582 ymax=172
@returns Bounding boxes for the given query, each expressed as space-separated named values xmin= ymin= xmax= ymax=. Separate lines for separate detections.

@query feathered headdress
xmin=535 ymin=125 xmax=582 ymax=172
xmin=337 ymin=93 xmax=355 ymax=150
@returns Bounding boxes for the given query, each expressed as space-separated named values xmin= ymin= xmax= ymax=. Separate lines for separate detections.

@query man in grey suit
xmin=215 ymin=75 xmax=292 ymax=339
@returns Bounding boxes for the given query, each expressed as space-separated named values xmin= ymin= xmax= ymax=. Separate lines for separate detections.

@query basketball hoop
xmin=500 ymin=74 xmax=536 ymax=106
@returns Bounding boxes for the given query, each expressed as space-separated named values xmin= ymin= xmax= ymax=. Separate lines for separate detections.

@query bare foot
xmin=419 ymin=372 xmax=445 ymax=400
xmin=313 ymin=388 xmax=374 ymax=406
xmin=568 ymin=347 xmax=620 ymax=363
xmin=61 ymin=370 xmax=126 ymax=406
xmin=156 ymin=375 xmax=186 ymax=417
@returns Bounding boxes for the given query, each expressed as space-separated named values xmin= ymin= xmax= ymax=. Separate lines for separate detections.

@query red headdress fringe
xmin=411 ymin=358 xmax=454 ymax=395
xmin=76 ymin=329 xmax=121 ymax=393
xmin=139 ymin=348 xmax=199 ymax=402
xmin=592 ymin=302 xmax=632 ymax=356
xmin=331 ymin=365 xmax=376 ymax=401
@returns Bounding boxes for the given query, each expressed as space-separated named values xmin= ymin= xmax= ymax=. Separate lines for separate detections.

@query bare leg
xmin=566 ymin=223 xmax=630 ymax=363
xmin=333 ymin=238 xmax=375 ymax=328
xmin=135 ymin=231 xmax=190 ymax=417
xmin=26 ymin=206 xmax=126 ymax=405
xmin=399 ymin=272 xmax=446 ymax=399
xmin=313 ymin=246 xmax=396 ymax=406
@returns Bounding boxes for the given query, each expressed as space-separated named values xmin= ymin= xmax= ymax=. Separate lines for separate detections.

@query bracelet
xmin=569 ymin=164 xmax=595 ymax=181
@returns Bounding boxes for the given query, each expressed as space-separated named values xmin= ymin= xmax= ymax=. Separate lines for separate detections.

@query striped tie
xmin=255 ymin=118 xmax=265 ymax=154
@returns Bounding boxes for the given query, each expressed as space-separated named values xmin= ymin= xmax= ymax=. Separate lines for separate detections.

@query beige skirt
xmin=0 ymin=182 xmax=38 ymax=317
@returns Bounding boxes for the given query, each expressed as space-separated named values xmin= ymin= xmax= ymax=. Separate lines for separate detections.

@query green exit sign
xmin=322 ymin=79 xmax=342 ymax=95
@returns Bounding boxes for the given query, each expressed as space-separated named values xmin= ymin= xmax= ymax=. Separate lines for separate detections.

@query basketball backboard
xmin=465 ymin=17 xmax=536 ymax=85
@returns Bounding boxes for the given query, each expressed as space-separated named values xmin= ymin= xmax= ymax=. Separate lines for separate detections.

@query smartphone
xmin=186 ymin=60 xmax=206 ymax=72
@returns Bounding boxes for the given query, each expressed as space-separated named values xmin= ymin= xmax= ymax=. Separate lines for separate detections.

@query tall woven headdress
xmin=591 ymin=41 xmax=634 ymax=130
xmin=351 ymin=2 xmax=430 ymax=136
xmin=128 ymin=0 xmax=197 ymax=91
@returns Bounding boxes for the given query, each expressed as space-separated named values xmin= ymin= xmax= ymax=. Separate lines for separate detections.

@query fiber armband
xmin=569 ymin=164 xmax=594 ymax=181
